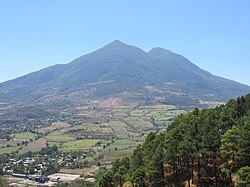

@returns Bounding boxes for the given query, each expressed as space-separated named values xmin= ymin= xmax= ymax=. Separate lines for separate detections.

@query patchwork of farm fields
xmin=0 ymin=104 xmax=185 ymax=163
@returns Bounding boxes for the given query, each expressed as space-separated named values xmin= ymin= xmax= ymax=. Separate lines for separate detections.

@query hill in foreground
xmin=98 ymin=94 xmax=250 ymax=186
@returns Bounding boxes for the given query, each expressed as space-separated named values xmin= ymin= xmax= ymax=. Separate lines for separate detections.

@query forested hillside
xmin=1 ymin=41 xmax=249 ymax=103
xmin=97 ymin=94 xmax=250 ymax=187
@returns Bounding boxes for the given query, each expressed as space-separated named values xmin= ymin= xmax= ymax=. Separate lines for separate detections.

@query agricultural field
xmin=59 ymin=139 xmax=101 ymax=152
xmin=66 ymin=123 xmax=112 ymax=132
xmin=79 ymin=156 xmax=95 ymax=164
xmin=0 ymin=139 xmax=23 ymax=148
xmin=0 ymin=103 xmax=186 ymax=165
xmin=60 ymin=165 xmax=99 ymax=177
xmin=11 ymin=132 xmax=37 ymax=139
xmin=0 ymin=133 xmax=40 ymax=155
xmin=104 ymin=140 xmax=141 ymax=151
xmin=45 ymin=134 xmax=76 ymax=142
xmin=0 ymin=146 xmax=21 ymax=155
xmin=125 ymin=118 xmax=154 ymax=129
xmin=102 ymin=140 xmax=142 ymax=160
xmin=18 ymin=138 xmax=47 ymax=154
xmin=110 ymin=106 xmax=132 ymax=119
xmin=109 ymin=121 xmax=129 ymax=139
xmin=64 ymin=123 xmax=114 ymax=140
xmin=199 ymin=100 xmax=225 ymax=108
xmin=0 ymin=138 xmax=47 ymax=155
xmin=37 ymin=122 xmax=71 ymax=134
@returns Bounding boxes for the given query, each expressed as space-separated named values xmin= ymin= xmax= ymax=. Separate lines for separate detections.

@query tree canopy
xmin=97 ymin=94 xmax=250 ymax=187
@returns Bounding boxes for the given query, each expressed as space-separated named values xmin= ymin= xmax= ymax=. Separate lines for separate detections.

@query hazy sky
xmin=0 ymin=0 xmax=250 ymax=85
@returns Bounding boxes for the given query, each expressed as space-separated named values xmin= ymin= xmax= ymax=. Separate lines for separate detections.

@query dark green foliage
xmin=108 ymin=94 xmax=250 ymax=186
xmin=41 ymin=144 xmax=58 ymax=155
xmin=97 ymin=170 xmax=115 ymax=187
xmin=235 ymin=166 xmax=250 ymax=187
xmin=112 ymin=157 xmax=130 ymax=187
xmin=131 ymin=167 xmax=146 ymax=186
xmin=150 ymin=144 xmax=165 ymax=187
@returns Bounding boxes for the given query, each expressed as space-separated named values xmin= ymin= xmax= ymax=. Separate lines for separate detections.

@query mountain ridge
xmin=0 ymin=40 xmax=249 ymax=103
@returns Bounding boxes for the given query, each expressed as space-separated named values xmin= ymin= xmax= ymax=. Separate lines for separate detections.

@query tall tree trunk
xmin=229 ymin=171 xmax=233 ymax=187
xmin=131 ymin=181 xmax=135 ymax=187
xmin=187 ymin=157 xmax=191 ymax=187
xmin=119 ymin=176 xmax=122 ymax=187
xmin=174 ymin=160 xmax=178 ymax=184
xmin=177 ymin=158 xmax=180 ymax=185
xmin=198 ymin=157 xmax=201 ymax=184
xmin=205 ymin=156 xmax=208 ymax=177
xmin=214 ymin=155 xmax=218 ymax=187
xmin=161 ymin=163 xmax=165 ymax=187
xmin=191 ymin=158 xmax=194 ymax=184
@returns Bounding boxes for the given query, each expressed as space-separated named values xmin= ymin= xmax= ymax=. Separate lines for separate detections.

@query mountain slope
xmin=0 ymin=40 xmax=249 ymax=103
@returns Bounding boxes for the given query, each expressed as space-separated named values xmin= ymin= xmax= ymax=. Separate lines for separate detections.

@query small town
xmin=0 ymin=145 xmax=98 ymax=186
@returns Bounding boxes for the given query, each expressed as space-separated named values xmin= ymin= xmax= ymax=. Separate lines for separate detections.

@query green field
xmin=112 ymin=112 xmax=128 ymax=118
xmin=1 ymin=103 xmax=185 ymax=162
xmin=126 ymin=105 xmax=186 ymax=124
xmin=0 ymin=102 xmax=8 ymax=105
xmin=67 ymin=123 xmax=113 ymax=133
xmin=59 ymin=139 xmax=101 ymax=152
xmin=45 ymin=135 xmax=76 ymax=142
xmin=66 ymin=123 xmax=89 ymax=131
xmin=79 ymin=156 xmax=95 ymax=163
xmin=37 ymin=122 xmax=70 ymax=133
xmin=109 ymin=121 xmax=129 ymax=139
xmin=130 ymin=109 xmax=149 ymax=117
xmin=125 ymin=118 xmax=154 ymax=129
xmin=113 ymin=106 xmax=132 ymax=109
xmin=0 ymin=146 xmax=21 ymax=155
xmin=109 ymin=121 xmax=126 ymax=129
xmin=11 ymin=132 xmax=37 ymax=139
xmin=139 ymin=104 xmax=176 ymax=110
xmin=104 ymin=140 xmax=141 ymax=151
xmin=102 ymin=140 xmax=142 ymax=160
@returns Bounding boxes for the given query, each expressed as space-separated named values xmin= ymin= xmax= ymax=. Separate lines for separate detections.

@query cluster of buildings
xmin=2 ymin=154 xmax=98 ymax=186
xmin=12 ymin=173 xmax=49 ymax=183
xmin=7 ymin=173 xmax=82 ymax=186
xmin=3 ymin=157 xmax=46 ymax=175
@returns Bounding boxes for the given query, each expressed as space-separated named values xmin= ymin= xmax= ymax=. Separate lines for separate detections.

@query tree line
xmin=97 ymin=94 xmax=250 ymax=186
